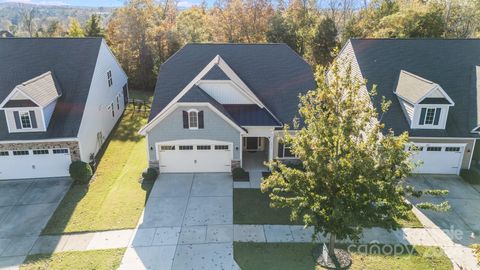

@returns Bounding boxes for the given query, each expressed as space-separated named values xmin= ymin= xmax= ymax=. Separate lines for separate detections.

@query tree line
xmin=11 ymin=0 xmax=480 ymax=91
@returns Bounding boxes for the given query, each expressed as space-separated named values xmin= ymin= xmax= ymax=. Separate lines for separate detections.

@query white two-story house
xmin=0 ymin=38 xmax=128 ymax=180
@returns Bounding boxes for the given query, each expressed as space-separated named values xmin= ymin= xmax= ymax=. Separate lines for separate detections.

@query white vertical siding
xmin=77 ymin=40 xmax=128 ymax=162
xmin=197 ymin=81 xmax=254 ymax=104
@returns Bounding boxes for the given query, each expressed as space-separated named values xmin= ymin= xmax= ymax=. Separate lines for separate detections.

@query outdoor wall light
xmin=150 ymin=146 xmax=153 ymax=150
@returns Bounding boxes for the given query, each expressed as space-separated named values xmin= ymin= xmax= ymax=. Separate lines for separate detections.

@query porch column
xmin=268 ymin=136 xmax=274 ymax=161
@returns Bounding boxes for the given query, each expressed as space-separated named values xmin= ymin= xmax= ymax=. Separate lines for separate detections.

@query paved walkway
xmin=119 ymin=173 xmax=239 ymax=270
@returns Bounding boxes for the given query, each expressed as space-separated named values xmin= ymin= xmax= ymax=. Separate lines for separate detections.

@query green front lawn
xmin=43 ymin=92 xmax=153 ymax=234
xmin=21 ymin=248 xmax=125 ymax=270
xmin=234 ymin=189 xmax=423 ymax=228
xmin=234 ymin=243 xmax=452 ymax=270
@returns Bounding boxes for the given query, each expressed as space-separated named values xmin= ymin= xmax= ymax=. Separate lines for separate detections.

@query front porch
xmin=241 ymin=136 xmax=271 ymax=172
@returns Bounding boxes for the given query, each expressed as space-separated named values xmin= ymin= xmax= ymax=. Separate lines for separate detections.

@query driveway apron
xmin=0 ymin=177 xmax=72 ymax=270
xmin=120 ymin=173 xmax=237 ymax=270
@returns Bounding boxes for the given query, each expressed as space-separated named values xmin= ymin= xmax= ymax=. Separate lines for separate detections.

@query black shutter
xmin=13 ymin=111 xmax=21 ymax=129
xmin=198 ymin=111 xmax=204 ymax=129
xmin=433 ymin=108 xmax=441 ymax=125
xmin=278 ymin=142 xmax=284 ymax=158
xmin=183 ymin=111 xmax=188 ymax=128
xmin=419 ymin=108 xmax=426 ymax=125
xmin=29 ymin=111 xmax=37 ymax=128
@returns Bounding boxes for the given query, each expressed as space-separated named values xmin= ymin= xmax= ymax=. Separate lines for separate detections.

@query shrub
xmin=232 ymin=167 xmax=249 ymax=181
xmin=142 ymin=168 xmax=159 ymax=181
xmin=69 ymin=161 xmax=93 ymax=184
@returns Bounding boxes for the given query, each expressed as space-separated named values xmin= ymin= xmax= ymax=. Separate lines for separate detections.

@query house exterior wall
xmin=410 ymin=137 xmax=475 ymax=169
xmin=0 ymin=140 xmax=80 ymax=161
xmin=146 ymin=105 xmax=241 ymax=166
xmin=77 ymin=40 xmax=128 ymax=162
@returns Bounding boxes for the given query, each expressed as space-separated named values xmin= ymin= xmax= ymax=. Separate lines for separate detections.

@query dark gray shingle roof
xmin=150 ymin=44 xmax=316 ymax=126
xmin=350 ymin=39 xmax=480 ymax=138
xmin=0 ymin=38 xmax=102 ymax=140
xmin=223 ymin=105 xmax=281 ymax=126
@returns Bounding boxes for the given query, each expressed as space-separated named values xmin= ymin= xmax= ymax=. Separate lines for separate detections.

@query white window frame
xmin=19 ymin=111 xmax=32 ymax=129
xmin=423 ymin=108 xmax=437 ymax=125
xmin=116 ymin=94 xmax=120 ymax=110
xmin=278 ymin=141 xmax=296 ymax=159
xmin=107 ymin=70 xmax=113 ymax=87
xmin=110 ymin=102 xmax=115 ymax=118
xmin=187 ymin=109 xmax=199 ymax=130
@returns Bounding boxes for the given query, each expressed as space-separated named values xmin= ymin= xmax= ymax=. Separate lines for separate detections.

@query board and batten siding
xmin=146 ymin=105 xmax=241 ymax=163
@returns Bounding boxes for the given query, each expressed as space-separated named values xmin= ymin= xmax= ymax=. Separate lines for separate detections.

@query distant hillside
xmin=0 ymin=2 xmax=115 ymax=36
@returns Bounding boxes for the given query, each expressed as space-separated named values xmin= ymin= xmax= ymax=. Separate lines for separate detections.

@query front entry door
xmin=246 ymin=137 xmax=258 ymax=150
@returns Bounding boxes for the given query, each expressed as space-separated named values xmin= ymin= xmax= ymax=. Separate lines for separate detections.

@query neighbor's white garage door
xmin=0 ymin=149 xmax=71 ymax=180
xmin=409 ymin=143 xmax=464 ymax=175
xmin=157 ymin=140 xmax=232 ymax=173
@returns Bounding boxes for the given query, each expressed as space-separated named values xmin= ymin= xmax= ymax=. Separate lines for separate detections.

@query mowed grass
xmin=21 ymin=248 xmax=125 ymax=270
xmin=43 ymin=92 xmax=154 ymax=234
xmin=234 ymin=189 xmax=423 ymax=228
xmin=234 ymin=243 xmax=452 ymax=270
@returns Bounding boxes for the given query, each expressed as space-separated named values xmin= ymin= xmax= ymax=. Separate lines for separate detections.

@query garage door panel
xmin=410 ymin=144 xmax=464 ymax=175
xmin=158 ymin=140 xmax=232 ymax=173
xmin=0 ymin=149 xmax=71 ymax=180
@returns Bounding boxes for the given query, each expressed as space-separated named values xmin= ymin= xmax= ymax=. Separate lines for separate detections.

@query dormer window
xmin=20 ymin=111 xmax=32 ymax=129
xmin=394 ymin=70 xmax=454 ymax=130
xmin=419 ymin=107 xmax=441 ymax=126
xmin=0 ymin=71 xmax=62 ymax=133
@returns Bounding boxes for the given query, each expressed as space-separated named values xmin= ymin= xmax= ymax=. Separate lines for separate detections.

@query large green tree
xmin=262 ymin=60 xmax=446 ymax=257
xmin=309 ymin=17 xmax=338 ymax=65
xmin=85 ymin=14 xmax=104 ymax=37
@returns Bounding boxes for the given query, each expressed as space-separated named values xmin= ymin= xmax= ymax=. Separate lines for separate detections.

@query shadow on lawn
xmin=41 ymin=107 xmax=150 ymax=236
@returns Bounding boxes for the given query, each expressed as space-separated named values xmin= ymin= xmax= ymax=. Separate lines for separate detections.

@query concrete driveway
xmin=120 ymin=173 xmax=238 ymax=270
xmin=406 ymin=174 xmax=480 ymax=246
xmin=0 ymin=177 xmax=72 ymax=269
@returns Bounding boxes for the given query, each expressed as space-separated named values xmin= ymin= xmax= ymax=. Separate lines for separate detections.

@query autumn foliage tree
xmin=261 ymin=59 xmax=447 ymax=258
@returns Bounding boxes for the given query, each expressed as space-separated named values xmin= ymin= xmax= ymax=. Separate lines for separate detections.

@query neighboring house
xmin=0 ymin=38 xmax=128 ymax=180
xmin=139 ymin=44 xmax=316 ymax=173
xmin=338 ymin=39 xmax=480 ymax=175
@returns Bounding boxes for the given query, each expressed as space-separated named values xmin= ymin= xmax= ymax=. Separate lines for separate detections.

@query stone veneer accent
xmin=0 ymin=141 xmax=81 ymax=161
xmin=231 ymin=160 xmax=241 ymax=170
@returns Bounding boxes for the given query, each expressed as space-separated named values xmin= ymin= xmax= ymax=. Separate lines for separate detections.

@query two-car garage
xmin=0 ymin=148 xmax=71 ymax=180
xmin=156 ymin=140 xmax=233 ymax=173
xmin=409 ymin=143 xmax=466 ymax=175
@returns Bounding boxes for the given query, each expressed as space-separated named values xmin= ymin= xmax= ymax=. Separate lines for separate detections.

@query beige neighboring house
xmin=338 ymin=39 xmax=480 ymax=175
xmin=0 ymin=38 xmax=128 ymax=180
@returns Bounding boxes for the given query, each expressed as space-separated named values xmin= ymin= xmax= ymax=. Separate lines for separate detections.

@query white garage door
xmin=0 ymin=149 xmax=71 ymax=180
xmin=157 ymin=140 xmax=232 ymax=173
xmin=409 ymin=143 xmax=464 ymax=175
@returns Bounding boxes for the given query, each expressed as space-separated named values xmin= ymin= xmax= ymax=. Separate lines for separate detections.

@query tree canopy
xmin=261 ymin=59 xmax=448 ymax=255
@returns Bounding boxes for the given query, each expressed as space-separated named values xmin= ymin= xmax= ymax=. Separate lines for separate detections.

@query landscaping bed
xmin=42 ymin=91 xmax=154 ymax=234
xmin=234 ymin=243 xmax=452 ymax=270
xmin=234 ymin=189 xmax=423 ymax=228
xmin=21 ymin=248 xmax=125 ymax=270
